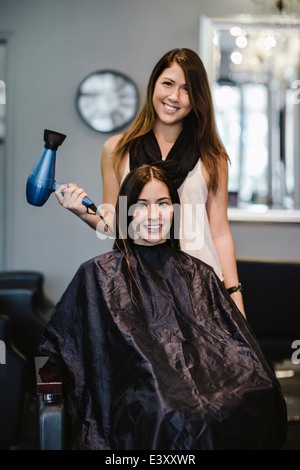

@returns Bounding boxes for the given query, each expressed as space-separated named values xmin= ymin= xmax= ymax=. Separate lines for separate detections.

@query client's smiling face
xmin=130 ymin=178 xmax=174 ymax=246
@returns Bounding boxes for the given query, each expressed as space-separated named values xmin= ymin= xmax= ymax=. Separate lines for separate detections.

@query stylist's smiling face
xmin=152 ymin=62 xmax=192 ymax=127
xmin=131 ymin=178 xmax=173 ymax=246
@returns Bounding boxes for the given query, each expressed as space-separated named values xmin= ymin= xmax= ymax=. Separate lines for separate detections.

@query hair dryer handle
xmin=53 ymin=182 xmax=97 ymax=212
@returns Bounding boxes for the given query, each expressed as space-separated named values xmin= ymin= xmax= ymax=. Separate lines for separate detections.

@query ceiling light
xmin=231 ymin=51 xmax=243 ymax=65
xmin=230 ymin=26 xmax=242 ymax=36
xmin=236 ymin=36 xmax=248 ymax=48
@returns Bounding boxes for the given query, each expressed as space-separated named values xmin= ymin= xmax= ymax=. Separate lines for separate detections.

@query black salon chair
xmin=237 ymin=259 xmax=300 ymax=361
xmin=35 ymin=260 xmax=300 ymax=450
xmin=0 ymin=315 xmax=28 ymax=449
xmin=35 ymin=356 xmax=65 ymax=450
xmin=0 ymin=271 xmax=54 ymax=382
xmin=237 ymin=258 xmax=300 ymax=448
xmin=0 ymin=271 xmax=55 ymax=448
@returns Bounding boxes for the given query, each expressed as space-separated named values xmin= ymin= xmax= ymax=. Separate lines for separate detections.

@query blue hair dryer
xmin=26 ymin=129 xmax=97 ymax=212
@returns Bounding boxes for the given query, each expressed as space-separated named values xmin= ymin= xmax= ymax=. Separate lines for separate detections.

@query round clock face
xmin=76 ymin=70 xmax=139 ymax=133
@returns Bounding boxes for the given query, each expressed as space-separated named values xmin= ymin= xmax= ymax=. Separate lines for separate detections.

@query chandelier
xmin=275 ymin=0 xmax=298 ymax=12
xmin=251 ymin=0 xmax=300 ymax=15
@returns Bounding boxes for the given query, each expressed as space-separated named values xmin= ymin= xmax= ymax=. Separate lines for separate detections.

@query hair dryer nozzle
xmin=26 ymin=129 xmax=67 ymax=207
xmin=44 ymin=129 xmax=66 ymax=151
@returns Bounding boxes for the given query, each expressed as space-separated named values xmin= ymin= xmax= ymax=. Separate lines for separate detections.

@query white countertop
xmin=228 ymin=206 xmax=300 ymax=223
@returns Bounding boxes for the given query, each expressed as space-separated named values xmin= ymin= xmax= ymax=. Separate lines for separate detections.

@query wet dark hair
xmin=115 ymin=164 xmax=180 ymax=252
xmin=114 ymin=164 xmax=191 ymax=308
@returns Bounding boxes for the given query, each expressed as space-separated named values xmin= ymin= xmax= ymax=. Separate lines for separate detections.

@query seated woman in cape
xmin=40 ymin=164 xmax=287 ymax=450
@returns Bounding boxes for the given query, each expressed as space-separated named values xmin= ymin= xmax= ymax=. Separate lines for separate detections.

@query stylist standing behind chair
xmin=56 ymin=48 xmax=245 ymax=317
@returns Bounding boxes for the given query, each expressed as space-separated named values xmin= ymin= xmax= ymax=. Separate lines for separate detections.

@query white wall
xmin=0 ymin=0 xmax=299 ymax=302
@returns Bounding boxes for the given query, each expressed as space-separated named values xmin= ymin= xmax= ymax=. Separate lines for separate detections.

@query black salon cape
xmin=40 ymin=243 xmax=287 ymax=450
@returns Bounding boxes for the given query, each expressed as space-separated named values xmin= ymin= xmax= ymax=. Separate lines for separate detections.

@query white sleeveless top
xmin=121 ymin=157 xmax=223 ymax=280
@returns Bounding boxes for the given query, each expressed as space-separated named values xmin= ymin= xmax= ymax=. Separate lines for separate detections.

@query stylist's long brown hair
xmin=114 ymin=48 xmax=229 ymax=193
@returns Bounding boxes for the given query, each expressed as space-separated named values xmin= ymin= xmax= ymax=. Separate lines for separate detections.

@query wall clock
xmin=76 ymin=70 xmax=139 ymax=133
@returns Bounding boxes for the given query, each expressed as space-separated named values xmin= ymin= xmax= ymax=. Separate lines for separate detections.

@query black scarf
xmin=129 ymin=129 xmax=200 ymax=189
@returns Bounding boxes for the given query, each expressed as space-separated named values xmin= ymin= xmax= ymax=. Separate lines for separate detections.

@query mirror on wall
xmin=200 ymin=15 xmax=300 ymax=214
xmin=0 ymin=39 xmax=6 ymax=269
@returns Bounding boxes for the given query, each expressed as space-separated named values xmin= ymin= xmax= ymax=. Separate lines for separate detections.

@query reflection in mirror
xmin=200 ymin=16 xmax=300 ymax=211
xmin=0 ymin=41 xmax=5 ymax=142
xmin=0 ymin=39 xmax=6 ymax=270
